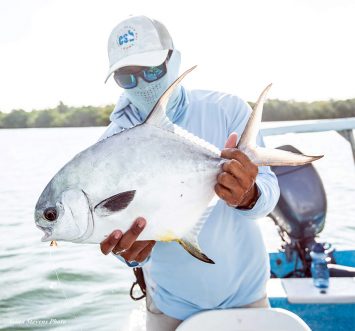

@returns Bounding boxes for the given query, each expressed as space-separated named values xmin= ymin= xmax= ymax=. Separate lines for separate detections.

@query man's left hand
xmin=215 ymin=133 xmax=259 ymax=208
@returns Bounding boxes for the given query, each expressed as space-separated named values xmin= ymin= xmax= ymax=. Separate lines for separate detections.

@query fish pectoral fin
xmin=177 ymin=237 xmax=215 ymax=264
xmin=94 ymin=190 xmax=136 ymax=217
xmin=244 ymin=146 xmax=323 ymax=166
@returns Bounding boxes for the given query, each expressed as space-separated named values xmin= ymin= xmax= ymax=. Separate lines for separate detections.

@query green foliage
xmin=1 ymin=99 xmax=354 ymax=129
xmin=260 ymin=99 xmax=355 ymax=121
xmin=28 ymin=110 xmax=56 ymax=128
xmin=0 ymin=102 xmax=114 ymax=129
xmin=2 ymin=109 xmax=28 ymax=128
xmin=0 ymin=112 xmax=4 ymax=128
xmin=57 ymin=101 xmax=70 ymax=114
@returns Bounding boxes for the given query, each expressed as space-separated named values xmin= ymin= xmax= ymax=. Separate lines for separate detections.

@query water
xmin=0 ymin=126 xmax=354 ymax=330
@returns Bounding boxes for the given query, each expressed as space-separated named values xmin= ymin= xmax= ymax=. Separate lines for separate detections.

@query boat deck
xmin=269 ymin=250 xmax=355 ymax=330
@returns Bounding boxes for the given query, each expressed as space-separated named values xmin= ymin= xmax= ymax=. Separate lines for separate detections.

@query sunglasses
xmin=113 ymin=51 xmax=172 ymax=89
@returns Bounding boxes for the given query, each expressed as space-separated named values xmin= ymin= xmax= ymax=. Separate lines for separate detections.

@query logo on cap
xmin=116 ymin=25 xmax=138 ymax=50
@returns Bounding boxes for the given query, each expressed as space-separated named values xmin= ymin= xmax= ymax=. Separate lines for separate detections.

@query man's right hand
xmin=100 ymin=217 xmax=156 ymax=263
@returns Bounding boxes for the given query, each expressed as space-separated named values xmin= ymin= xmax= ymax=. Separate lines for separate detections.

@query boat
xmin=176 ymin=307 xmax=312 ymax=330
xmin=265 ymin=143 xmax=355 ymax=331
xmin=262 ymin=117 xmax=355 ymax=329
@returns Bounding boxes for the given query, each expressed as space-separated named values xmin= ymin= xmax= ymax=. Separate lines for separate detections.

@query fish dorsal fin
xmin=144 ymin=65 xmax=220 ymax=156
xmin=237 ymin=83 xmax=272 ymax=150
xmin=94 ymin=190 xmax=136 ymax=217
xmin=173 ymin=125 xmax=221 ymax=156
xmin=144 ymin=66 xmax=197 ymax=132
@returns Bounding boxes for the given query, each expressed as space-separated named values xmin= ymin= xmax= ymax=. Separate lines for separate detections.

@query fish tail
xmin=176 ymin=238 xmax=215 ymax=264
xmin=244 ymin=146 xmax=323 ymax=166
xmin=236 ymin=84 xmax=323 ymax=166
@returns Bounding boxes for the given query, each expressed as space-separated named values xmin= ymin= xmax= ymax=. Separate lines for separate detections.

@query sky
xmin=1 ymin=0 xmax=355 ymax=112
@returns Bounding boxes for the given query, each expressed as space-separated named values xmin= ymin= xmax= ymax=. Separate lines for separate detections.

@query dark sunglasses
xmin=114 ymin=51 xmax=172 ymax=89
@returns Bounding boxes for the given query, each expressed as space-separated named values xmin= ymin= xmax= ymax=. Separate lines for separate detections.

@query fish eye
xmin=43 ymin=207 xmax=58 ymax=222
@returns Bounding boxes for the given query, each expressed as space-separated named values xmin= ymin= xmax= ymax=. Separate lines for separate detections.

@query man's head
xmin=105 ymin=15 xmax=182 ymax=119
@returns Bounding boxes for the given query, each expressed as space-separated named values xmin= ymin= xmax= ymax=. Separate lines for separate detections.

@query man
xmin=99 ymin=15 xmax=280 ymax=330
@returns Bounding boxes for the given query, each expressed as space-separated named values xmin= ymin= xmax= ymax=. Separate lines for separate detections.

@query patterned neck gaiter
xmin=123 ymin=49 xmax=181 ymax=121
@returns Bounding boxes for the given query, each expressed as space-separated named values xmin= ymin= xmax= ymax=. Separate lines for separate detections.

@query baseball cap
xmin=105 ymin=15 xmax=174 ymax=83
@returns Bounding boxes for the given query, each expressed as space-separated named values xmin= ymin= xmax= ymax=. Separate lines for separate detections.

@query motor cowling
xmin=269 ymin=145 xmax=327 ymax=240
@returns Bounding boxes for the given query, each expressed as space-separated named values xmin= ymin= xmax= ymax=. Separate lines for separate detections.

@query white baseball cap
xmin=105 ymin=15 xmax=174 ymax=83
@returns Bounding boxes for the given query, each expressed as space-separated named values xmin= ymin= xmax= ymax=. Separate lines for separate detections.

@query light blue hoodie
xmin=100 ymin=87 xmax=280 ymax=320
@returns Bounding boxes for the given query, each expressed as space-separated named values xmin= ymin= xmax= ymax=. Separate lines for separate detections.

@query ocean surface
xmin=0 ymin=126 xmax=354 ymax=331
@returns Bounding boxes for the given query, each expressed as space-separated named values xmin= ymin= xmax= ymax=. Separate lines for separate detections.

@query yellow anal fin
xmin=177 ymin=239 xmax=215 ymax=264
xmin=158 ymin=231 xmax=178 ymax=242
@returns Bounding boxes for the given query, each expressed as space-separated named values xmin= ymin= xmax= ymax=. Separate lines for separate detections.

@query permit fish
xmin=34 ymin=66 xmax=322 ymax=264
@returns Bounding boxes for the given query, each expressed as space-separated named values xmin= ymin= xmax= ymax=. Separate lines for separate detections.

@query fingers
xmin=221 ymin=150 xmax=258 ymax=180
xmin=135 ymin=241 xmax=156 ymax=262
xmin=216 ymin=147 xmax=258 ymax=207
xmin=100 ymin=230 xmax=123 ymax=255
xmin=221 ymin=148 xmax=254 ymax=166
xmin=121 ymin=240 xmax=156 ymax=262
xmin=112 ymin=217 xmax=146 ymax=254
xmin=216 ymin=171 xmax=240 ymax=191
xmin=222 ymin=160 xmax=256 ymax=189
xmin=215 ymin=182 xmax=245 ymax=206
xmin=100 ymin=218 xmax=155 ymax=263
xmin=224 ymin=132 xmax=238 ymax=148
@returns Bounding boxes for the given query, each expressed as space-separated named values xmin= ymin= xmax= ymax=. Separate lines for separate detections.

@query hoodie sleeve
xmin=112 ymin=253 xmax=151 ymax=267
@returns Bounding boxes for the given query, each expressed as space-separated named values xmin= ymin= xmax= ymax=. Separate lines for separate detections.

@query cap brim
xmin=104 ymin=49 xmax=170 ymax=83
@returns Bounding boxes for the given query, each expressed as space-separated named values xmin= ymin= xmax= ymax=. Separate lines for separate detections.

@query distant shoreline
xmin=1 ymin=99 xmax=354 ymax=129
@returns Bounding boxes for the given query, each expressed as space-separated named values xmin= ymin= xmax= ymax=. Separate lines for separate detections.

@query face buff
xmin=124 ymin=50 xmax=182 ymax=121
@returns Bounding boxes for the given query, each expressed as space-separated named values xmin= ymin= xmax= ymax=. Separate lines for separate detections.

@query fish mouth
xmin=36 ymin=224 xmax=53 ymax=241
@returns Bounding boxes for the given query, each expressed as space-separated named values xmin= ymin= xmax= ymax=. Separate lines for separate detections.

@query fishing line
xmin=49 ymin=244 xmax=84 ymax=331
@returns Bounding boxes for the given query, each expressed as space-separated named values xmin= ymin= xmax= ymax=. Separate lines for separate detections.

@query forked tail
xmin=237 ymin=84 xmax=323 ymax=166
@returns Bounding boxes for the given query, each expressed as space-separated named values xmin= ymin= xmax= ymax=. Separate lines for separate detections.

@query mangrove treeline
xmin=1 ymin=99 xmax=355 ymax=129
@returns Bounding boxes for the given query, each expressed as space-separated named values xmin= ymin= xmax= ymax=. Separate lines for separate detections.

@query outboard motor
xmin=269 ymin=145 xmax=355 ymax=277
xmin=269 ymin=145 xmax=326 ymax=248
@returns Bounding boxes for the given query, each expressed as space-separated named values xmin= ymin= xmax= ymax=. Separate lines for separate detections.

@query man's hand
xmin=100 ymin=217 xmax=155 ymax=263
xmin=215 ymin=133 xmax=259 ymax=208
